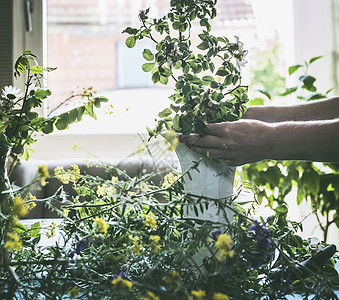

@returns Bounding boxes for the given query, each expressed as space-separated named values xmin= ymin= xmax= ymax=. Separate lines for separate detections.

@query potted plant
xmin=123 ymin=0 xmax=249 ymax=226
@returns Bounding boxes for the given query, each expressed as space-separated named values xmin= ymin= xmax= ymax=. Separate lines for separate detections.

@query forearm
xmin=267 ymin=119 xmax=339 ymax=163
xmin=243 ymin=97 xmax=339 ymax=122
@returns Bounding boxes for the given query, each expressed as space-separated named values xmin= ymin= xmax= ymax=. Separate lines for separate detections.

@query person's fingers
xmin=179 ymin=134 xmax=224 ymax=149
xmin=205 ymin=122 xmax=228 ymax=137
xmin=186 ymin=144 xmax=228 ymax=158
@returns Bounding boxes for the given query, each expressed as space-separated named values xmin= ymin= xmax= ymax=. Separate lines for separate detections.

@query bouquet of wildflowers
xmin=123 ymin=0 xmax=249 ymax=138
xmin=0 ymin=50 xmax=108 ymax=172
xmin=1 ymin=157 xmax=338 ymax=299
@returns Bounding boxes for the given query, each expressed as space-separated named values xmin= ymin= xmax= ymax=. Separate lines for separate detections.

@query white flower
xmin=234 ymin=36 xmax=244 ymax=48
xmin=235 ymin=54 xmax=248 ymax=71
xmin=1 ymin=85 xmax=23 ymax=100
xmin=230 ymin=36 xmax=248 ymax=71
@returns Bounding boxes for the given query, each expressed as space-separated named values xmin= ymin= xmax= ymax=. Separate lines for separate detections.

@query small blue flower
xmin=72 ymin=237 xmax=96 ymax=256
xmin=113 ymin=271 xmax=128 ymax=280
xmin=211 ymin=229 xmax=222 ymax=241
xmin=248 ymin=220 xmax=272 ymax=268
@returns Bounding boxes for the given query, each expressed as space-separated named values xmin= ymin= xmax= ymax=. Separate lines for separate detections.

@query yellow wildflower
xmin=4 ymin=232 xmax=22 ymax=251
xmin=111 ymin=275 xmax=133 ymax=290
xmin=141 ymin=213 xmax=157 ymax=230
xmin=13 ymin=196 xmax=28 ymax=218
xmin=111 ymin=176 xmax=119 ymax=185
xmin=68 ymin=286 xmax=79 ymax=299
xmin=215 ymin=234 xmax=234 ymax=261
xmin=136 ymin=144 xmax=144 ymax=153
xmin=28 ymin=193 xmax=36 ymax=200
xmin=54 ymin=164 xmax=80 ymax=184
xmin=38 ymin=164 xmax=49 ymax=186
xmin=164 ymin=130 xmax=179 ymax=151
xmin=149 ymin=235 xmax=161 ymax=253
xmin=105 ymin=103 xmax=114 ymax=114
xmin=130 ymin=236 xmax=143 ymax=255
xmin=46 ymin=222 xmax=57 ymax=238
xmin=97 ymin=183 xmax=117 ymax=197
xmin=191 ymin=289 xmax=206 ymax=300
xmin=70 ymin=164 xmax=81 ymax=181
xmin=25 ymin=193 xmax=37 ymax=210
xmin=25 ymin=201 xmax=36 ymax=210
xmin=72 ymin=141 xmax=80 ymax=151
xmin=141 ymin=291 xmax=160 ymax=300
xmin=213 ymin=293 xmax=230 ymax=300
xmin=95 ymin=217 xmax=109 ymax=234
xmin=63 ymin=209 xmax=69 ymax=217
xmin=162 ymin=172 xmax=179 ymax=188
xmin=162 ymin=270 xmax=182 ymax=290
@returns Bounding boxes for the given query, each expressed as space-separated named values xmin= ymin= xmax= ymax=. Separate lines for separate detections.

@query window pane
xmin=46 ymin=0 xmax=168 ymax=113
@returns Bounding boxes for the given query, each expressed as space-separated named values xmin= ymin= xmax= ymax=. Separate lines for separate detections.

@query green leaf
xmin=159 ymin=75 xmax=168 ymax=85
xmin=142 ymin=63 xmax=155 ymax=72
xmin=201 ymin=76 xmax=215 ymax=82
xmin=183 ymin=64 xmax=190 ymax=74
xmin=175 ymin=80 xmax=184 ymax=90
xmin=30 ymin=221 xmax=41 ymax=238
xmin=142 ymin=49 xmax=154 ymax=61
xmin=67 ymin=109 xmax=78 ymax=123
xmin=257 ymin=89 xmax=271 ymax=100
xmin=55 ymin=115 xmax=70 ymax=131
xmin=41 ymin=120 xmax=54 ymax=134
xmin=182 ymin=83 xmax=191 ymax=96
xmin=197 ymin=42 xmax=209 ymax=50
xmin=152 ymin=71 xmax=160 ymax=83
xmin=14 ymin=54 xmax=30 ymax=77
xmin=215 ymin=68 xmax=228 ymax=76
xmin=275 ymin=204 xmax=288 ymax=215
xmin=35 ymin=89 xmax=51 ymax=99
xmin=30 ymin=65 xmax=44 ymax=74
xmin=125 ymin=36 xmax=136 ymax=48
xmin=210 ymin=81 xmax=218 ymax=89
xmin=194 ymin=117 xmax=208 ymax=136
xmin=172 ymin=114 xmax=181 ymax=131
xmin=172 ymin=21 xmax=181 ymax=30
xmin=158 ymin=108 xmax=172 ymax=118
xmin=84 ymin=102 xmax=97 ymax=120
xmin=299 ymin=75 xmax=316 ymax=91
xmin=280 ymin=87 xmax=298 ymax=96
xmin=288 ymin=64 xmax=302 ymax=75
xmin=301 ymin=170 xmax=320 ymax=195
xmin=13 ymin=222 xmax=28 ymax=234
xmin=30 ymin=117 xmax=44 ymax=127
xmin=94 ymin=96 xmax=109 ymax=107
xmin=248 ymin=98 xmax=265 ymax=106
xmin=305 ymin=93 xmax=327 ymax=101
xmin=122 ymin=26 xmax=138 ymax=35
xmin=181 ymin=115 xmax=193 ymax=135
xmin=76 ymin=106 xmax=85 ymax=121
xmin=309 ymin=55 xmax=323 ymax=64
xmin=23 ymin=150 xmax=30 ymax=160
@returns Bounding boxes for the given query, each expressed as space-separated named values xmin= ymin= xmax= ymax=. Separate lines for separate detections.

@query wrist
xmin=260 ymin=122 xmax=278 ymax=160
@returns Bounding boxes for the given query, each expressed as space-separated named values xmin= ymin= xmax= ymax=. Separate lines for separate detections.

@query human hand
xmin=178 ymin=119 xmax=274 ymax=166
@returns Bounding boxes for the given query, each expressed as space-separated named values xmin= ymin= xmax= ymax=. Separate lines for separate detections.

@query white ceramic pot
xmin=175 ymin=143 xmax=236 ymax=225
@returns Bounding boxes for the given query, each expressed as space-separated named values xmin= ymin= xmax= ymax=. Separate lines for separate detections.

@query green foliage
xmin=1 ymin=158 xmax=338 ymax=299
xmin=122 ymin=0 xmax=249 ymax=137
xmin=0 ymin=51 xmax=108 ymax=168
xmin=242 ymin=56 xmax=338 ymax=242
xmin=250 ymin=45 xmax=286 ymax=102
